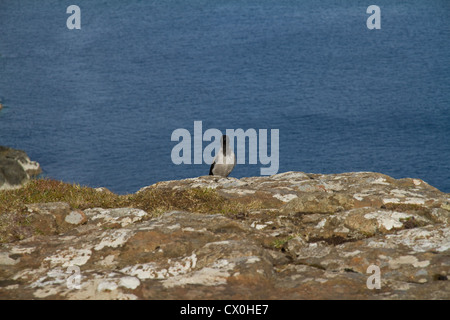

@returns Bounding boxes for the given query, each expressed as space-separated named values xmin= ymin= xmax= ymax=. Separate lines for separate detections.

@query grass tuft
xmin=0 ymin=179 xmax=128 ymax=214
xmin=0 ymin=178 xmax=262 ymax=243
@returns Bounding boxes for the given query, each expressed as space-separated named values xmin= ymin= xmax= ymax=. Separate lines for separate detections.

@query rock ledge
xmin=0 ymin=146 xmax=42 ymax=191
xmin=0 ymin=172 xmax=449 ymax=299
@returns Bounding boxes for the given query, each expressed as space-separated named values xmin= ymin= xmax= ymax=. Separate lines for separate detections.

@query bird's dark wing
xmin=209 ymin=161 xmax=215 ymax=175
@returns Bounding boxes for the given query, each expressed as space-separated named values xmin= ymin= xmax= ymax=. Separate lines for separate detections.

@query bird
xmin=209 ymin=135 xmax=236 ymax=177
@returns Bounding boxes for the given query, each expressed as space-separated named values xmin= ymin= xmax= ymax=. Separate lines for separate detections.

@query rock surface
xmin=0 ymin=146 xmax=42 ymax=191
xmin=0 ymin=172 xmax=449 ymax=299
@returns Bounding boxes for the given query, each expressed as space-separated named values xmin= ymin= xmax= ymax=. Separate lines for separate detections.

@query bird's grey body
xmin=209 ymin=135 xmax=236 ymax=177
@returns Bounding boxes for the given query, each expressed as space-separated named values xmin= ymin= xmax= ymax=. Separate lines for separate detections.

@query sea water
xmin=0 ymin=0 xmax=449 ymax=194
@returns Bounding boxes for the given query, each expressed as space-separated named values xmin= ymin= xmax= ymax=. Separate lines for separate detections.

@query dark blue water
xmin=1 ymin=0 xmax=449 ymax=194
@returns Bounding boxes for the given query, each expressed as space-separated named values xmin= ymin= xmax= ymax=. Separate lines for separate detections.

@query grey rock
xmin=0 ymin=171 xmax=449 ymax=299
xmin=0 ymin=146 xmax=41 ymax=190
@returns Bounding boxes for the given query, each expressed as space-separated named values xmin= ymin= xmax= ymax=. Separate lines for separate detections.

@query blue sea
xmin=0 ymin=0 xmax=449 ymax=194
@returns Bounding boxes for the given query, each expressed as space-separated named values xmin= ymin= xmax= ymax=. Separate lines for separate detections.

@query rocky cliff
xmin=0 ymin=172 xmax=449 ymax=299
xmin=0 ymin=146 xmax=42 ymax=191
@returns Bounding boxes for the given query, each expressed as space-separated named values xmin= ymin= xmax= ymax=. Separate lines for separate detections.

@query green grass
xmin=271 ymin=234 xmax=298 ymax=249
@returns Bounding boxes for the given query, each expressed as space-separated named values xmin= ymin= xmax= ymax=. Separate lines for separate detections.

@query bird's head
xmin=221 ymin=135 xmax=230 ymax=148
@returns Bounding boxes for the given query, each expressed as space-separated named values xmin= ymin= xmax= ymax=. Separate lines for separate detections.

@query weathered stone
xmin=0 ymin=212 xmax=35 ymax=243
xmin=282 ymin=193 xmax=355 ymax=215
xmin=26 ymin=202 xmax=71 ymax=218
xmin=0 ymin=159 xmax=28 ymax=189
xmin=430 ymin=208 xmax=450 ymax=224
xmin=84 ymin=208 xmax=147 ymax=228
xmin=64 ymin=211 xmax=88 ymax=225
xmin=26 ymin=202 xmax=87 ymax=234
xmin=0 ymin=171 xmax=449 ymax=299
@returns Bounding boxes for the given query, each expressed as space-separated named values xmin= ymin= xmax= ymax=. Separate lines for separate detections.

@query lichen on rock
xmin=0 ymin=146 xmax=42 ymax=191
xmin=0 ymin=171 xmax=449 ymax=299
